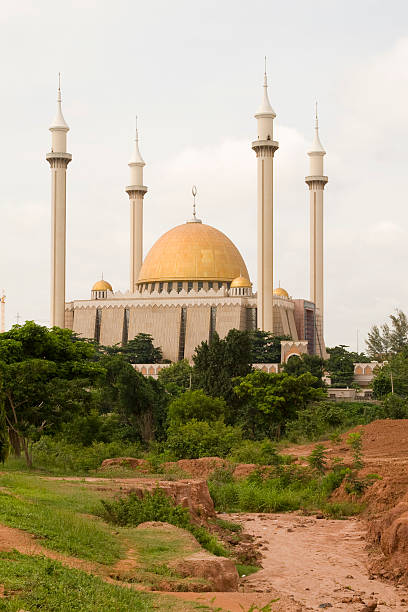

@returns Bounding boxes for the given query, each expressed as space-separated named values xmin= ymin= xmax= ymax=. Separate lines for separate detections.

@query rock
xmin=360 ymin=600 xmax=377 ymax=612
xmin=170 ymin=552 xmax=239 ymax=591
xmin=123 ymin=479 xmax=216 ymax=522
xmin=100 ymin=457 xmax=149 ymax=471
xmin=318 ymin=604 xmax=333 ymax=609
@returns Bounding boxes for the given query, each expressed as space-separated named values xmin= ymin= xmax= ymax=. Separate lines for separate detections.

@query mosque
xmin=46 ymin=69 xmax=328 ymax=363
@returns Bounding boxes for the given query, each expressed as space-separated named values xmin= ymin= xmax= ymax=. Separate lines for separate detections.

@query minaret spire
xmin=126 ymin=116 xmax=148 ymax=292
xmin=256 ymin=56 xmax=276 ymax=117
xmin=46 ymin=75 xmax=72 ymax=328
xmin=305 ymin=103 xmax=328 ymax=353
xmin=252 ymin=62 xmax=279 ymax=333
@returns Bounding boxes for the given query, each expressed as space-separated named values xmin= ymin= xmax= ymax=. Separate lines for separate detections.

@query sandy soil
xmin=221 ymin=512 xmax=408 ymax=611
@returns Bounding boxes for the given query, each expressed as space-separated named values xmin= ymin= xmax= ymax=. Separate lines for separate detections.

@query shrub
xmin=30 ymin=437 xmax=143 ymax=473
xmin=383 ymin=393 xmax=408 ymax=419
xmin=99 ymin=489 xmax=228 ymax=557
xmin=347 ymin=432 xmax=363 ymax=470
xmin=229 ymin=439 xmax=285 ymax=466
xmin=285 ymin=401 xmax=384 ymax=443
xmin=167 ymin=390 xmax=227 ymax=425
xmin=165 ymin=419 xmax=242 ymax=459
xmin=307 ymin=444 xmax=328 ymax=474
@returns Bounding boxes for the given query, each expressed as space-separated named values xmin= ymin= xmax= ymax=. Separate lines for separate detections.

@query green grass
xmin=208 ymin=464 xmax=354 ymax=514
xmin=236 ymin=563 xmax=259 ymax=577
xmin=0 ymin=550 xmax=206 ymax=611
xmin=0 ymin=492 xmax=122 ymax=564
xmin=128 ymin=526 xmax=200 ymax=566
xmin=99 ymin=489 xmax=229 ymax=557
xmin=322 ymin=501 xmax=365 ymax=519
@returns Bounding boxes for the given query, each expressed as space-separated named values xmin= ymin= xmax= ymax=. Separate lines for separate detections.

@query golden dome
xmin=92 ymin=279 xmax=113 ymax=292
xmin=138 ymin=222 xmax=249 ymax=283
xmin=231 ymin=276 xmax=252 ymax=288
xmin=273 ymin=287 xmax=289 ymax=298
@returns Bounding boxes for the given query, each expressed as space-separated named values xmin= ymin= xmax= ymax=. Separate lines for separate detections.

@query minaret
xmin=46 ymin=75 xmax=72 ymax=328
xmin=126 ymin=118 xmax=147 ymax=292
xmin=305 ymin=104 xmax=328 ymax=332
xmin=252 ymin=61 xmax=279 ymax=332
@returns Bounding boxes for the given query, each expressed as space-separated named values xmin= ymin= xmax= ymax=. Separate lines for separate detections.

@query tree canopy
xmin=232 ymin=369 xmax=325 ymax=438
xmin=366 ymin=310 xmax=408 ymax=360
xmin=282 ymin=353 xmax=326 ymax=388
xmin=192 ymin=329 xmax=252 ymax=400
xmin=249 ymin=331 xmax=291 ymax=364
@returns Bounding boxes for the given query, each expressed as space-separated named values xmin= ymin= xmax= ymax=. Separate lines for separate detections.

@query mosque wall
xmin=184 ymin=305 xmax=211 ymax=358
xmin=64 ymin=309 xmax=74 ymax=330
xmin=128 ymin=305 xmax=182 ymax=362
xmin=99 ymin=307 xmax=124 ymax=346
xmin=73 ymin=308 xmax=96 ymax=339
xmin=215 ymin=304 xmax=244 ymax=338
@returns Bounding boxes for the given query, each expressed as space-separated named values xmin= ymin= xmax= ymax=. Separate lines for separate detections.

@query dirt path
xmin=221 ymin=512 xmax=408 ymax=611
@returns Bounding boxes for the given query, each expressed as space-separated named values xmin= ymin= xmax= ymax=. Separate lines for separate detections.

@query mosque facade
xmin=47 ymin=70 xmax=328 ymax=363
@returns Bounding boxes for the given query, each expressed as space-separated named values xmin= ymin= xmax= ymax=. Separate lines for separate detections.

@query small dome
xmin=273 ymin=287 xmax=289 ymax=298
xmin=231 ymin=276 xmax=252 ymax=288
xmin=92 ymin=279 xmax=113 ymax=292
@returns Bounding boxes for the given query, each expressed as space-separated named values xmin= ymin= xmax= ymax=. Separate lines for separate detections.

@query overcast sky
xmin=1 ymin=0 xmax=408 ymax=351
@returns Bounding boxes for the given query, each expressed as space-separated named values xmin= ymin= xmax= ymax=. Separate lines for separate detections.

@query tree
xmin=282 ymin=354 xmax=326 ymax=388
xmin=0 ymin=322 xmax=104 ymax=466
xmin=250 ymin=331 xmax=291 ymax=364
xmin=158 ymin=359 xmax=193 ymax=396
xmin=326 ymin=345 xmax=355 ymax=388
xmin=95 ymin=354 xmax=168 ymax=443
xmin=372 ymin=351 xmax=408 ymax=399
xmin=193 ymin=329 xmax=252 ymax=400
xmin=167 ymin=389 xmax=227 ymax=426
xmin=166 ymin=419 xmax=242 ymax=459
xmin=366 ymin=310 xmax=408 ymax=360
xmin=0 ymin=396 xmax=9 ymax=464
xmin=232 ymin=370 xmax=325 ymax=439
xmin=107 ymin=333 xmax=163 ymax=364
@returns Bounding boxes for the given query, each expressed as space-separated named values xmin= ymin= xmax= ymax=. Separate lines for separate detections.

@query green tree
xmin=326 ymin=345 xmax=355 ymax=388
xmin=282 ymin=353 xmax=326 ymax=388
xmin=165 ymin=419 xmax=242 ymax=459
xmin=193 ymin=329 xmax=252 ymax=400
xmin=366 ymin=309 xmax=408 ymax=360
xmin=157 ymin=359 xmax=193 ymax=396
xmin=167 ymin=389 xmax=227 ymax=426
xmin=233 ymin=370 xmax=325 ymax=439
xmin=372 ymin=352 xmax=408 ymax=398
xmin=249 ymin=331 xmax=291 ymax=364
xmin=95 ymin=354 xmax=168 ymax=443
xmin=0 ymin=322 xmax=104 ymax=466
xmin=107 ymin=333 xmax=163 ymax=364
xmin=0 ymin=396 xmax=9 ymax=464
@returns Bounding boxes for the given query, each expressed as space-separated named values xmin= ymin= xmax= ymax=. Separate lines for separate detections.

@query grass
xmin=236 ymin=563 xmax=260 ymax=577
xmin=99 ymin=489 xmax=229 ymax=557
xmin=322 ymin=501 xmax=365 ymax=519
xmin=0 ymin=492 xmax=122 ymax=564
xmin=208 ymin=463 xmax=356 ymax=515
xmin=0 ymin=550 xmax=206 ymax=611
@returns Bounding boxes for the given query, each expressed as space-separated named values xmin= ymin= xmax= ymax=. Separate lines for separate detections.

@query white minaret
xmin=305 ymin=104 xmax=328 ymax=332
xmin=252 ymin=61 xmax=279 ymax=332
xmin=46 ymin=75 xmax=72 ymax=328
xmin=126 ymin=119 xmax=147 ymax=292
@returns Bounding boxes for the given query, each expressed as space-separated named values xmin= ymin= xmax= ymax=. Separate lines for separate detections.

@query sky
xmin=1 ymin=0 xmax=408 ymax=351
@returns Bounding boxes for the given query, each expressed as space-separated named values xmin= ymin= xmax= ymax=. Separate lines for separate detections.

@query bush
xmin=209 ymin=462 xmax=349 ymax=514
xmin=383 ymin=393 xmax=408 ymax=419
xmin=99 ymin=489 xmax=227 ymax=557
xmin=30 ymin=437 xmax=143 ymax=473
xmin=167 ymin=390 xmax=227 ymax=425
xmin=165 ymin=419 xmax=242 ymax=459
xmin=229 ymin=439 xmax=285 ymax=466
xmin=285 ymin=401 xmax=385 ymax=443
